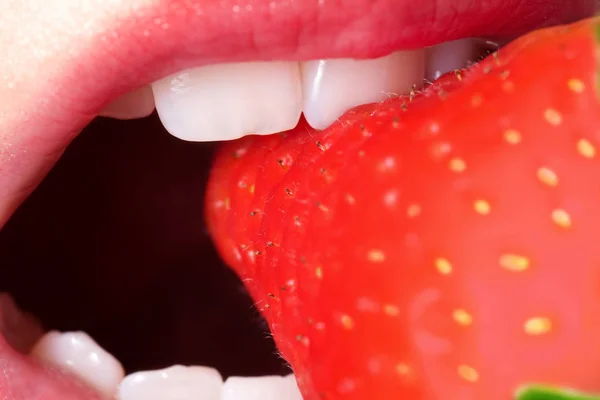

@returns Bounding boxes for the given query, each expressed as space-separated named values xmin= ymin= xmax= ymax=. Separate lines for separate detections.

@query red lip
xmin=20 ymin=0 xmax=598 ymax=120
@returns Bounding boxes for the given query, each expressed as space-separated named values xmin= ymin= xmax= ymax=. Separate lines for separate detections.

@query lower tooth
xmin=300 ymin=50 xmax=426 ymax=130
xmin=99 ymin=86 xmax=156 ymax=120
xmin=425 ymin=38 xmax=478 ymax=81
xmin=118 ymin=365 xmax=223 ymax=400
xmin=152 ymin=61 xmax=303 ymax=142
xmin=29 ymin=331 xmax=125 ymax=397
xmin=221 ymin=374 xmax=303 ymax=400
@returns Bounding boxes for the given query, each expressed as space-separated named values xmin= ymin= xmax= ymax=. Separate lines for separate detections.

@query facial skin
xmin=0 ymin=0 xmax=596 ymax=381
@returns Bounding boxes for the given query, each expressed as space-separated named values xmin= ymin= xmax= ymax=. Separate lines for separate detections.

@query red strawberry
xmin=206 ymin=16 xmax=600 ymax=400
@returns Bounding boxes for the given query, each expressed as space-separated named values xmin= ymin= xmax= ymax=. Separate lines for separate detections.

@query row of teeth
xmin=100 ymin=39 xmax=480 ymax=141
xmin=1 ymin=293 xmax=302 ymax=400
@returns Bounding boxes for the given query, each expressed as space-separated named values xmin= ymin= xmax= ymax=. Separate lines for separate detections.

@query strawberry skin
xmin=206 ymin=17 xmax=600 ymax=400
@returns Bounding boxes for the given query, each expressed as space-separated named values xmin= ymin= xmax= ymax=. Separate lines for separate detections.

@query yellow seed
xmin=474 ymin=199 xmax=491 ymax=215
xmin=383 ymin=304 xmax=400 ymax=317
xmin=407 ymin=203 xmax=422 ymax=218
xmin=577 ymin=138 xmax=596 ymax=158
xmin=500 ymin=254 xmax=530 ymax=271
xmin=524 ymin=317 xmax=552 ymax=335
xmin=368 ymin=249 xmax=386 ymax=263
xmin=345 ymin=193 xmax=356 ymax=205
xmin=452 ymin=309 xmax=473 ymax=326
xmin=395 ymin=363 xmax=412 ymax=376
xmin=551 ymin=209 xmax=572 ymax=228
xmin=249 ymin=184 xmax=255 ymax=194
xmin=567 ymin=78 xmax=585 ymax=93
xmin=537 ymin=167 xmax=558 ymax=187
xmin=429 ymin=141 xmax=452 ymax=161
xmin=314 ymin=321 xmax=326 ymax=331
xmin=502 ymin=80 xmax=515 ymax=93
xmin=298 ymin=335 xmax=310 ymax=347
xmin=544 ymin=108 xmax=563 ymax=126
xmin=315 ymin=266 xmax=323 ymax=279
xmin=458 ymin=365 xmax=479 ymax=382
xmin=449 ymin=157 xmax=467 ymax=173
xmin=435 ymin=257 xmax=453 ymax=275
xmin=493 ymin=51 xmax=500 ymax=65
xmin=503 ymin=129 xmax=522 ymax=144
xmin=341 ymin=314 xmax=355 ymax=330
xmin=471 ymin=94 xmax=483 ymax=107
xmin=317 ymin=202 xmax=330 ymax=213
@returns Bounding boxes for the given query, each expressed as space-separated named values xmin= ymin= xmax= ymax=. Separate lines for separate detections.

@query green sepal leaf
xmin=516 ymin=385 xmax=600 ymax=400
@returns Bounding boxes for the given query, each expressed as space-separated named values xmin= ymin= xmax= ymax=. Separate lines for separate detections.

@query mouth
xmin=0 ymin=0 xmax=597 ymax=399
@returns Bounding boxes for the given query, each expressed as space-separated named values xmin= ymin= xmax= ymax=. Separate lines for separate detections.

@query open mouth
xmin=0 ymin=0 xmax=597 ymax=399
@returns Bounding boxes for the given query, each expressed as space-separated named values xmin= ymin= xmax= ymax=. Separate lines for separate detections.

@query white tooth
xmin=99 ymin=86 xmax=156 ymax=120
xmin=30 ymin=331 xmax=124 ymax=397
xmin=425 ymin=39 xmax=478 ymax=81
xmin=0 ymin=293 xmax=43 ymax=353
xmin=152 ymin=62 xmax=302 ymax=142
xmin=118 ymin=365 xmax=223 ymax=400
xmin=221 ymin=374 xmax=303 ymax=400
xmin=300 ymin=50 xmax=425 ymax=130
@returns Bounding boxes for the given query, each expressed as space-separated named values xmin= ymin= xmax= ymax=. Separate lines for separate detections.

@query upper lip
xmin=30 ymin=0 xmax=596 ymax=123
xmin=0 ymin=0 xmax=594 ymax=225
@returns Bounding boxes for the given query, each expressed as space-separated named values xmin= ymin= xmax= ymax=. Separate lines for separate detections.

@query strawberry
xmin=206 ymin=16 xmax=600 ymax=400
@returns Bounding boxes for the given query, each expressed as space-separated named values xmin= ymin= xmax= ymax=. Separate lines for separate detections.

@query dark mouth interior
xmin=0 ymin=115 xmax=289 ymax=378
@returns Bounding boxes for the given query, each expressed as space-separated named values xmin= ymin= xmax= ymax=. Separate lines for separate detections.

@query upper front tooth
xmin=300 ymin=50 xmax=425 ymax=130
xmin=152 ymin=61 xmax=303 ymax=142
xmin=425 ymin=39 xmax=477 ymax=81
xmin=221 ymin=374 xmax=303 ymax=400
xmin=29 ymin=331 xmax=125 ymax=397
xmin=99 ymin=86 xmax=156 ymax=120
xmin=153 ymin=52 xmax=426 ymax=141
xmin=118 ymin=365 xmax=223 ymax=400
